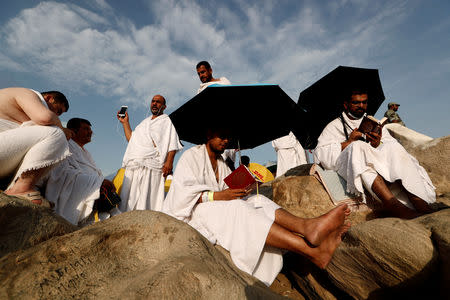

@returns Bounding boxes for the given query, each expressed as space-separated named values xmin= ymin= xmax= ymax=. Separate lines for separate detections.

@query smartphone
xmin=118 ymin=106 xmax=128 ymax=118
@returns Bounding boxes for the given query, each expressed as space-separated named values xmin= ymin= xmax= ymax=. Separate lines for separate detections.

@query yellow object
xmin=112 ymin=168 xmax=125 ymax=194
xmin=248 ymin=163 xmax=274 ymax=183
xmin=164 ymin=176 xmax=172 ymax=193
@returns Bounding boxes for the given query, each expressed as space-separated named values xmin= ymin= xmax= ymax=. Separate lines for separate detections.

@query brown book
xmin=358 ymin=115 xmax=388 ymax=135
xmin=224 ymin=165 xmax=262 ymax=190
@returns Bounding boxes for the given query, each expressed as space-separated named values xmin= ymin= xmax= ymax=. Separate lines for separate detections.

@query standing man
xmin=196 ymin=60 xmax=235 ymax=170
xmin=117 ymin=95 xmax=183 ymax=212
xmin=272 ymin=131 xmax=307 ymax=177
xmin=0 ymin=87 xmax=71 ymax=205
xmin=314 ymin=90 xmax=435 ymax=219
xmin=196 ymin=61 xmax=231 ymax=94
xmin=384 ymin=102 xmax=405 ymax=126
xmin=42 ymin=118 xmax=118 ymax=225
xmin=163 ymin=127 xmax=350 ymax=286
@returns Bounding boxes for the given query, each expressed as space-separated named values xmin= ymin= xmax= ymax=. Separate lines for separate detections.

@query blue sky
xmin=1 ymin=0 xmax=449 ymax=176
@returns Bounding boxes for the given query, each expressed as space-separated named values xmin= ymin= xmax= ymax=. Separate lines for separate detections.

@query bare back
xmin=0 ymin=87 xmax=58 ymax=126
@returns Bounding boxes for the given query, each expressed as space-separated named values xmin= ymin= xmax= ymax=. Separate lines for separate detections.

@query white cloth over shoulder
xmin=197 ymin=77 xmax=231 ymax=94
xmin=120 ymin=114 xmax=182 ymax=212
xmin=163 ymin=145 xmax=283 ymax=286
xmin=314 ymin=113 xmax=435 ymax=206
xmin=43 ymin=140 xmax=104 ymax=225
xmin=272 ymin=131 xmax=307 ymax=177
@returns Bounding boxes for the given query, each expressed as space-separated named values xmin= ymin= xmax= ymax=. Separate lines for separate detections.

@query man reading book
xmin=314 ymin=89 xmax=435 ymax=219
xmin=163 ymin=127 xmax=350 ymax=286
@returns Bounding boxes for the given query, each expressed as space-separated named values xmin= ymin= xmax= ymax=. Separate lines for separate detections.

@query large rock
xmin=0 ymin=193 xmax=76 ymax=258
xmin=327 ymin=216 xmax=440 ymax=299
xmin=0 ymin=210 xmax=283 ymax=299
xmin=404 ymin=136 xmax=450 ymax=197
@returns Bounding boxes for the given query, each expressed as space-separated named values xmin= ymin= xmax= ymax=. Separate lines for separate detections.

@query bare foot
xmin=303 ymin=204 xmax=349 ymax=247
xmin=309 ymin=223 xmax=350 ymax=269
xmin=384 ymin=197 xmax=421 ymax=219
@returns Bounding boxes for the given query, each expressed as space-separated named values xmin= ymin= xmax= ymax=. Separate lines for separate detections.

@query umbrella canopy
xmin=169 ymin=84 xmax=299 ymax=149
xmin=295 ymin=66 xmax=385 ymax=149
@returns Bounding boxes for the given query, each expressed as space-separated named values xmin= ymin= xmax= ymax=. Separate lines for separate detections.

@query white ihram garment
xmin=0 ymin=90 xmax=70 ymax=189
xmin=120 ymin=114 xmax=182 ymax=212
xmin=272 ymin=131 xmax=307 ymax=177
xmin=42 ymin=140 xmax=104 ymax=224
xmin=314 ymin=113 xmax=435 ymax=207
xmin=163 ymin=145 xmax=283 ymax=286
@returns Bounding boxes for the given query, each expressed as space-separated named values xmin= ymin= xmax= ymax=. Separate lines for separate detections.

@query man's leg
xmin=370 ymin=175 xmax=420 ymax=219
xmin=265 ymin=221 xmax=349 ymax=269
xmin=272 ymin=205 xmax=350 ymax=246
xmin=5 ymin=167 xmax=49 ymax=195
xmin=405 ymin=190 xmax=432 ymax=214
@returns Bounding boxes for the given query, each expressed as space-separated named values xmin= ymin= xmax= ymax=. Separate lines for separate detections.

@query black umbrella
xmin=169 ymin=84 xmax=299 ymax=149
xmin=294 ymin=66 xmax=385 ymax=149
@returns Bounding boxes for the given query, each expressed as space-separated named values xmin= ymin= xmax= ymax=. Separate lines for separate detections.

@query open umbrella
xmin=294 ymin=66 xmax=385 ymax=149
xmin=169 ymin=84 xmax=298 ymax=149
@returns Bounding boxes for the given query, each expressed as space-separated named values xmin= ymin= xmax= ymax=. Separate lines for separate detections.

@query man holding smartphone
xmin=117 ymin=95 xmax=182 ymax=212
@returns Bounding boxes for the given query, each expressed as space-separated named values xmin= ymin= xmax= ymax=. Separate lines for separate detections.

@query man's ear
xmin=343 ymin=101 xmax=349 ymax=111
xmin=43 ymin=94 xmax=52 ymax=103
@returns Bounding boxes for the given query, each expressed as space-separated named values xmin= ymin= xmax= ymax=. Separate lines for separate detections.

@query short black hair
xmin=196 ymin=61 xmax=211 ymax=70
xmin=241 ymin=155 xmax=250 ymax=166
xmin=41 ymin=91 xmax=69 ymax=111
xmin=67 ymin=118 xmax=91 ymax=131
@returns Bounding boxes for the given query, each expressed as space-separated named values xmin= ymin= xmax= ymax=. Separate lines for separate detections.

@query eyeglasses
xmin=350 ymin=100 xmax=368 ymax=105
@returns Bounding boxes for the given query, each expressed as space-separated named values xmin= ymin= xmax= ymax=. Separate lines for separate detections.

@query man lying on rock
xmin=314 ymin=89 xmax=435 ymax=219
xmin=163 ymin=127 xmax=350 ymax=286
xmin=0 ymin=87 xmax=71 ymax=206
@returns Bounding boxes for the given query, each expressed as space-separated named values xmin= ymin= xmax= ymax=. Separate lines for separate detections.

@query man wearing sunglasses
xmin=314 ymin=90 xmax=435 ymax=219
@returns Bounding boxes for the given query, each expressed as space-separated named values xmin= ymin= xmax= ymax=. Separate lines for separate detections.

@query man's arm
xmin=117 ymin=111 xmax=132 ymax=141
xmin=341 ymin=129 xmax=364 ymax=150
xmin=162 ymin=150 xmax=176 ymax=177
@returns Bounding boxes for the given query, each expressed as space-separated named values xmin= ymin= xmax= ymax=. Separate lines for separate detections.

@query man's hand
xmin=117 ymin=111 xmax=129 ymax=124
xmin=62 ymin=128 xmax=74 ymax=140
xmin=213 ymin=188 xmax=250 ymax=200
xmin=341 ymin=129 xmax=364 ymax=150
xmin=162 ymin=161 xmax=173 ymax=177
xmin=366 ymin=131 xmax=382 ymax=148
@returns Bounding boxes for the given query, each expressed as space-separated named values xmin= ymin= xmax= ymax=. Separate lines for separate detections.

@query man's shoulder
xmin=218 ymin=77 xmax=231 ymax=85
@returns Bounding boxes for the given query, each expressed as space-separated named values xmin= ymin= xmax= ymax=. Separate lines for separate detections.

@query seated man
xmin=163 ymin=128 xmax=350 ymax=286
xmin=314 ymin=90 xmax=435 ymax=219
xmin=118 ymin=95 xmax=183 ymax=212
xmin=42 ymin=118 xmax=118 ymax=224
xmin=0 ymin=87 xmax=71 ymax=205
xmin=272 ymin=131 xmax=307 ymax=177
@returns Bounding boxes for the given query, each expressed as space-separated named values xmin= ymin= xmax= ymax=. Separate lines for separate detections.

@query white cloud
xmin=0 ymin=0 xmax=416 ymax=108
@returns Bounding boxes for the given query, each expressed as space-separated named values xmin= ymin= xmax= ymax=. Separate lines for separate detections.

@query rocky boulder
xmin=0 ymin=193 xmax=76 ymax=258
xmin=0 ymin=208 xmax=283 ymax=299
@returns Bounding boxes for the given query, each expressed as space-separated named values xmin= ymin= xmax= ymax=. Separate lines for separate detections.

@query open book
xmin=358 ymin=115 xmax=388 ymax=135
xmin=224 ymin=164 xmax=263 ymax=190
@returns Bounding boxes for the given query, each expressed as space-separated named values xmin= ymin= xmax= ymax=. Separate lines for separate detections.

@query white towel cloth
xmin=314 ymin=113 xmax=435 ymax=207
xmin=272 ymin=131 xmax=307 ymax=177
xmin=0 ymin=119 xmax=69 ymax=189
xmin=42 ymin=140 xmax=104 ymax=224
xmin=163 ymin=144 xmax=283 ymax=286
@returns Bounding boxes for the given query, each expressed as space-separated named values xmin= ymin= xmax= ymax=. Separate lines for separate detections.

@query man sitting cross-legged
xmin=0 ymin=87 xmax=71 ymax=205
xmin=163 ymin=128 xmax=350 ymax=286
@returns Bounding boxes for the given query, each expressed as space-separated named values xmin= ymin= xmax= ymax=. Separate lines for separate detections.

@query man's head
xmin=67 ymin=118 xmax=92 ymax=147
xmin=206 ymin=127 xmax=231 ymax=155
xmin=241 ymin=155 xmax=250 ymax=167
xmin=343 ymin=90 xmax=368 ymax=119
xmin=41 ymin=91 xmax=69 ymax=116
xmin=196 ymin=61 xmax=213 ymax=83
xmin=151 ymin=95 xmax=166 ymax=116
xmin=388 ymin=102 xmax=400 ymax=111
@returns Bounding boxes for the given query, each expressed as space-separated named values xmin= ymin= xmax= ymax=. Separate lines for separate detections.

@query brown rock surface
xmin=0 ymin=209 xmax=283 ymax=299
xmin=327 ymin=216 xmax=440 ymax=299
xmin=404 ymin=136 xmax=450 ymax=197
xmin=0 ymin=193 xmax=76 ymax=258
